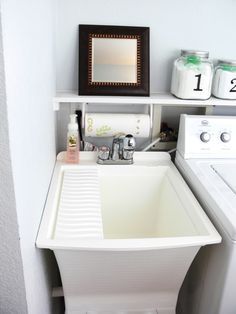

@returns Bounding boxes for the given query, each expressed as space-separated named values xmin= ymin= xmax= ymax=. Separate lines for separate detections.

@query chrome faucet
xmin=97 ymin=134 xmax=136 ymax=165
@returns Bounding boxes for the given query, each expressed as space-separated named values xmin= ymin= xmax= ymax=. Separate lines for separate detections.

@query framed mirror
xmin=79 ymin=25 xmax=149 ymax=96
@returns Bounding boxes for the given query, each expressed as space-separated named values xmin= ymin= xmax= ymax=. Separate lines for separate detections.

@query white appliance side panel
xmin=175 ymin=154 xmax=236 ymax=240
xmin=176 ymin=154 xmax=236 ymax=314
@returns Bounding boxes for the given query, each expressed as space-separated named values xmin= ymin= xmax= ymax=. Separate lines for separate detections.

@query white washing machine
xmin=175 ymin=114 xmax=236 ymax=314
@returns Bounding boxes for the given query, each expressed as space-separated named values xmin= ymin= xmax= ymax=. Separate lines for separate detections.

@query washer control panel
xmin=177 ymin=115 xmax=236 ymax=158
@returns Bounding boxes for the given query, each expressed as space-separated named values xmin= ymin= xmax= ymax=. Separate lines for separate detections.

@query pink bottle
xmin=66 ymin=114 xmax=79 ymax=163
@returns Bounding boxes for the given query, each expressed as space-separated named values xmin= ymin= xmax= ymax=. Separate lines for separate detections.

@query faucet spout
xmin=111 ymin=138 xmax=120 ymax=161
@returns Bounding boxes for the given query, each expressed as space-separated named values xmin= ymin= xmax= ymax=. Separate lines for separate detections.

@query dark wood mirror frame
xmin=79 ymin=25 xmax=149 ymax=96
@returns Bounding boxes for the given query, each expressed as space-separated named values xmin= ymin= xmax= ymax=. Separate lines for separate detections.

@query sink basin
xmin=100 ymin=165 xmax=200 ymax=239
xmin=36 ymin=151 xmax=221 ymax=314
xmin=37 ymin=151 xmax=219 ymax=249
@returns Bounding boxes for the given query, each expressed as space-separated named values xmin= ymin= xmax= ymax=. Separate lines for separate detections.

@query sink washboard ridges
xmin=53 ymin=167 xmax=103 ymax=240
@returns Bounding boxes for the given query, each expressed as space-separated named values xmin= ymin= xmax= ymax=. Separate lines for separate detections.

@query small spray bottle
xmin=66 ymin=114 xmax=79 ymax=163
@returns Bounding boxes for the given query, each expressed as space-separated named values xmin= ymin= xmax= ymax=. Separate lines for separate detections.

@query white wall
xmin=0 ymin=10 xmax=27 ymax=314
xmin=1 ymin=0 xmax=57 ymax=313
xmin=56 ymin=0 xmax=236 ymax=93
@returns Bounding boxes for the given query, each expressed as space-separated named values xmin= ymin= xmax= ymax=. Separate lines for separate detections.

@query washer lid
xmin=211 ymin=164 xmax=236 ymax=195
xmin=201 ymin=162 xmax=236 ymax=240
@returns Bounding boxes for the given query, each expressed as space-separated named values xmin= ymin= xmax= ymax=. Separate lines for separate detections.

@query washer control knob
xmin=200 ymin=132 xmax=211 ymax=143
xmin=220 ymin=132 xmax=231 ymax=143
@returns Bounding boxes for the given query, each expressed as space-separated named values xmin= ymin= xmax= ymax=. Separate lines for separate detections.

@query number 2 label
xmin=230 ymin=78 xmax=236 ymax=92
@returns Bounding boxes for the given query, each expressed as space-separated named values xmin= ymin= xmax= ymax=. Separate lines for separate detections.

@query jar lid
xmin=218 ymin=59 xmax=236 ymax=66
xmin=181 ymin=50 xmax=209 ymax=58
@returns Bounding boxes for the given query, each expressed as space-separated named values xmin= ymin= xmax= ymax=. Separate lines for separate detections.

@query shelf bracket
xmin=150 ymin=105 xmax=162 ymax=150
xmin=204 ymin=105 xmax=214 ymax=115
xmin=81 ymin=102 xmax=87 ymax=129
xmin=149 ymin=103 xmax=154 ymax=136
xmin=53 ymin=99 xmax=60 ymax=111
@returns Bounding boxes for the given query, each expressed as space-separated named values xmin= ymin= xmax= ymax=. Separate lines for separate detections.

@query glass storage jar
xmin=171 ymin=50 xmax=213 ymax=100
xmin=212 ymin=59 xmax=236 ymax=99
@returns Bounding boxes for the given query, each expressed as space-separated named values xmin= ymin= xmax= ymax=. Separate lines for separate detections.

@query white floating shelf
xmin=53 ymin=91 xmax=236 ymax=110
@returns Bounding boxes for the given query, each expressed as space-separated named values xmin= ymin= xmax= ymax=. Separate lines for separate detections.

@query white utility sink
xmin=37 ymin=152 xmax=220 ymax=249
xmin=36 ymin=152 xmax=221 ymax=314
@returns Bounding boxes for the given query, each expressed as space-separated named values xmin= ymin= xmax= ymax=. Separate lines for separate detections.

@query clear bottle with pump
xmin=66 ymin=114 xmax=79 ymax=163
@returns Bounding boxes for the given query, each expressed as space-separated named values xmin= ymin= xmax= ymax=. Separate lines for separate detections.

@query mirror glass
xmin=92 ymin=38 xmax=137 ymax=83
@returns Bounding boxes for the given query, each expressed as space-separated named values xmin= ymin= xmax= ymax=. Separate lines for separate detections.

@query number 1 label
xmin=193 ymin=74 xmax=203 ymax=91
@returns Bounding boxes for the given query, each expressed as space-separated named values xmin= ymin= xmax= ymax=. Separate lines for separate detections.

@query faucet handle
xmin=123 ymin=134 xmax=136 ymax=150
xmin=98 ymin=146 xmax=110 ymax=161
xmin=123 ymin=134 xmax=136 ymax=160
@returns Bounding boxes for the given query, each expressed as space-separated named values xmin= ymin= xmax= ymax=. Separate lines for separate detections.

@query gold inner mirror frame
xmin=88 ymin=33 xmax=141 ymax=87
